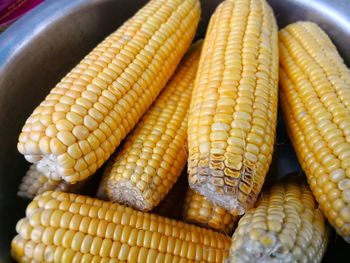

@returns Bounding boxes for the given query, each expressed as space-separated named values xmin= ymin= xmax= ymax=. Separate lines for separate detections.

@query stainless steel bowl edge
xmin=1 ymin=0 xmax=350 ymax=261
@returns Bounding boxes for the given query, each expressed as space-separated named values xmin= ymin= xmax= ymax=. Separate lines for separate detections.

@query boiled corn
xmin=183 ymin=189 xmax=238 ymax=234
xmin=18 ymin=164 xmax=85 ymax=199
xmin=188 ymin=0 xmax=279 ymax=215
xmin=229 ymin=177 xmax=329 ymax=263
xmin=11 ymin=191 xmax=231 ymax=262
xmin=17 ymin=0 xmax=201 ymax=184
xmin=97 ymin=42 xmax=202 ymax=211
xmin=279 ymin=21 xmax=350 ymax=242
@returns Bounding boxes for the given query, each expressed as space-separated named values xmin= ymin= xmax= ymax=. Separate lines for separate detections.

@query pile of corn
xmin=11 ymin=0 xmax=350 ymax=261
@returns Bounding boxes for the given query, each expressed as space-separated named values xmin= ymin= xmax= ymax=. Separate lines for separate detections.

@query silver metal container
xmin=0 ymin=0 xmax=349 ymax=261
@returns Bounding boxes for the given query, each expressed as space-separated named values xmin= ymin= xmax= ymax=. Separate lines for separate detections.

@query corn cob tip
xmin=17 ymin=163 xmax=57 ymax=199
xmin=229 ymin=231 xmax=292 ymax=262
xmin=280 ymin=21 xmax=319 ymax=33
xmin=18 ymin=164 xmax=86 ymax=199
xmin=189 ymin=182 xmax=247 ymax=215
xmin=229 ymin=215 xmax=329 ymax=263
xmin=228 ymin=177 xmax=330 ymax=263
xmin=35 ymin=155 xmax=60 ymax=180
xmin=20 ymin=154 xmax=62 ymax=182
xmin=108 ymin=180 xmax=151 ymax=211
xmin=28 ymin=153 xmax=76 ymax=182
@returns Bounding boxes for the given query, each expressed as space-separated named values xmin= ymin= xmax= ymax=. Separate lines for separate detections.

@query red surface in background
xmin=0 ymin=0 xmax=43 ymax=30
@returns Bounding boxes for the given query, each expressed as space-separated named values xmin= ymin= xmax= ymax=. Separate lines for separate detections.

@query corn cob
xmin=18 ymin=164 xmax=85 ymax=199
xmin=152 ymin=169 xmax=189 ymax=220
xmin=11 ymin=191 xmax=231 ymax=262
xmin=279 ymin=21 xmax=350 ymax=242
xmin=17 ymin=0 xmax=201 ymax=184
xmin=188 ymin=0 xmax=279 ymax=215
xmin=183 ymin=189 xmax=238 ymax=234
xmin=97 ymin=42 xmax=202 ymax=211
xmin=229 ymin=177 xmax=329 ymax=263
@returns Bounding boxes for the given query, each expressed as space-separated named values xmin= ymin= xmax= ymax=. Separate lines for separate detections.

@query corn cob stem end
xmin=189 ymin=179 xmax=246 ymax=215
xmin=228 ymin=231 xmax=294 ymax=263
xmin=35 ymin=154 xmax=61 ymax=181
xmin=107 ymin=180 xmax=150 ymax=211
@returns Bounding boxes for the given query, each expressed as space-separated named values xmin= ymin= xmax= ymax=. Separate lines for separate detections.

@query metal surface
xmin=0 ymin=0 xmax=349 ymax=261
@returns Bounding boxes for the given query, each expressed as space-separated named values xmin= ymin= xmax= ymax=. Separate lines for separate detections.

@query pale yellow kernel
xmin=39 ymin=136 xmax=51 ymax=154
xmin=67 ymin=112 xmax=83 ymax=125
xmin=84 ymin=115 xmax=98 ymax=131
xmin=46 ymin=125 xmax=58 ymax=138
xmin=78 ymin=140 xmax=92 ymax=155
xmin=90 ymin=237 xmax=103 ymax=256
xmin=72 ymin=125 xmax=90 ymax=140
xmin=50 ymin=138 xmax=67 ymax=155
xmin=55 ymin=103 xmax=70 ymax=113
xmin=57 ymin=131 xmax=76 ymax=146
xmin=87 ymin=134 xmax=100 ymax=150
xmin=339 ymin=178 xmax=350 ymax=190
xmin=89 ymin=108 xmax=104 ymax=122
xmin=52 ymin=111 xmax=66 ymax=123
xmin=67 ymin=143 xmax=83 ymax=159
xmin=71 ymin=104 xmax=87 ymax=116
xmin=118 ymin=243 xmax=130 ymax=261
xmin=84 ymin=151 xmax=97 ymax=166
xmin=330 ymin=169 xmax=346 ymax=183
xmin=74 ymin=159 xmax=88 ymax=172
xmin=56 ymin=119 xmax=74 ymax=131
xmin=62 ymin=230 xmax=75 ymax=248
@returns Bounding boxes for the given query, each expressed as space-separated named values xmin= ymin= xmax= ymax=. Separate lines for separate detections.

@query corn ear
xmin=17 ymin=0 xmax=201 ymax=184
xmin=11 ymin=191 xmax=231 ymax=262
xmin=279 ymin=21 xmax=350 ymax=242
xmin=18 ymin=164 xmax=85 ymax=199
xmin=229 ymin=176 xmax=329 ymax=263
xmin=188 ymin=0 xmax=278 ymax=215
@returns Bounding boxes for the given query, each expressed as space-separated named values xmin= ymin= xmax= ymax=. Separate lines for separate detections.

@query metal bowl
xmin=0 ymin=0 xmax=349 ymax=261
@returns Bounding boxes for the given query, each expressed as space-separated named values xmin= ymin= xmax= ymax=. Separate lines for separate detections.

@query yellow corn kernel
xmin=279 ymin=21 xmax=350 ymax=242
xmin=229 ymin=176 xmax=329 ymax=263
xmin=11 ymin=191 xmax=231 ymax=262
xmin=97 ymin=42 xmax=202 ymax=211
xmin=17 ymin=164 xmax=85 ymax=199
xmin=17 ymin=0 xmax=201 ymax=184
xmin=183 ymin=189 xmax=238 ymax=234
xmin=188 ymin=0 xmax=279 ymax=215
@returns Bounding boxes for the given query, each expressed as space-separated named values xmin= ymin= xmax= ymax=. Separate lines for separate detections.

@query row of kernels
xmin=31 ymin=192 xmax=229 ymax=249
